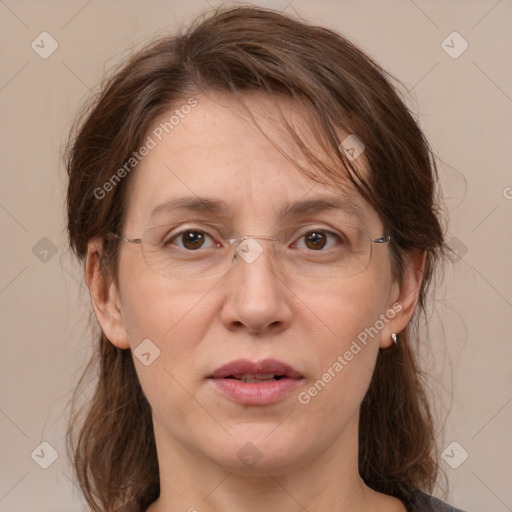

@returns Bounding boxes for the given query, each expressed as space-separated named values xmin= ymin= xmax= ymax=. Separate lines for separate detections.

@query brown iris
xmin=181 ymin=231 xmax=206 ymax=250
xmin=304 ymin=231 xmax=327 ymax=250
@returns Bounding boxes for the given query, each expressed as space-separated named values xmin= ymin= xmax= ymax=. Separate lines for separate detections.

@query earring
xmin=391 ymin=333 xmax=398 ymax=345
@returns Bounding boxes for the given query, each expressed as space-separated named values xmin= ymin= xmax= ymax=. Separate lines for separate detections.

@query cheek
xmin=118 ymin=248 xmax=215 ymax=346
xmin=116 ymin=252 xmax=219 ymax=392
xmin=117 ymin=271 xmax=218 ymax=437
xmin=294 ymin=274 xmax=390 ymax=410
xmin=301 ymin=270 xmax=390 ymax=348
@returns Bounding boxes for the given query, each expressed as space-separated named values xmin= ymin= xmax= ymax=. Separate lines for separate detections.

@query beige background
xmin=1 ymin=0 xmax=511 ymax=511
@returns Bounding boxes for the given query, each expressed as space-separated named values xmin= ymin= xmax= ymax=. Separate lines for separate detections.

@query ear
xmin=380 ymin=250 xmax=427 ymax=349
xmin=85 ymin=238 xmax=131 ymax=349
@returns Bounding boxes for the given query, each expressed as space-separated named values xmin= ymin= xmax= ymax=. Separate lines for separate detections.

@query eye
xmin=166 ymin=230 xmax=219 ymax=251
xmin=292 ymin=229 xmax=343 ymax=251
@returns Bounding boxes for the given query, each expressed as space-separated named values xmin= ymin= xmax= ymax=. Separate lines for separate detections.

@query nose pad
xmin=235 ymin=238 xmax=265 ymax=264
xmin=233 ymin=237 xmax=282 ymax=275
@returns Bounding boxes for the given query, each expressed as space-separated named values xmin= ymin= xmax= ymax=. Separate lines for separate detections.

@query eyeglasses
xmin=110 ymin=223 xmax=390 ymax=281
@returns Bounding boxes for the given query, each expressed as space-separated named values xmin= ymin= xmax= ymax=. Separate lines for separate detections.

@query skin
xmin=86 ymin=90 xmax=425 ymax=512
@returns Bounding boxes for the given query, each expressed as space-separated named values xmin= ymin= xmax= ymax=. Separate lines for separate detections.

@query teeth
xmin=232 ymin=373 xmax=278 ymax=382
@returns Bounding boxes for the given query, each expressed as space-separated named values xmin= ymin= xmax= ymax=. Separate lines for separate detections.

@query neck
xmin=146 ymin=413 xmax=382 ymax=512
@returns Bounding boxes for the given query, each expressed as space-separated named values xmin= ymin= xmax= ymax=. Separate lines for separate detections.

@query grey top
xmin=406 ymin=490 xmax=467 ymax=511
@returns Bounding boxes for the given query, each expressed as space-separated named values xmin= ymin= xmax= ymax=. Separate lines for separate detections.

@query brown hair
xmin=65 ymin=5 xmax=447 ymax=511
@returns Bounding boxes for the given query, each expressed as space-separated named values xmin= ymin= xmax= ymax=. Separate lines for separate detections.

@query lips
xmin=209 ymin=359 xmax=303 ymax=380
xmin=208 ymin=359 xmax=304 ymax=405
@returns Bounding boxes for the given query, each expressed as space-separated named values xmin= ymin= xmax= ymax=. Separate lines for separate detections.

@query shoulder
xmin=406 ymin=490 xmax=469 ymax=512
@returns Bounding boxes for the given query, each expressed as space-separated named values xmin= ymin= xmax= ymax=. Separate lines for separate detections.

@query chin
xmin=202 ymin=426 xmax=311 ymax=475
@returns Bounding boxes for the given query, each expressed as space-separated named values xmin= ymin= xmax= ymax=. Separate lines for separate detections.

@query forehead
xmin=122 ymin=91 xmax=379 ymax=231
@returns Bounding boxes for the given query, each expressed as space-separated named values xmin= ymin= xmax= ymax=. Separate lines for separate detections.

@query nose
xmin=219 ymin=238 xmax=293 ymax=335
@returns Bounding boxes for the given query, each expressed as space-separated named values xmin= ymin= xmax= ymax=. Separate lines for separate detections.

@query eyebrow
xmin=148 ymin=195 xmax=365 ymax=222
xmin=280 ymin=196 xmax=364 ymax=219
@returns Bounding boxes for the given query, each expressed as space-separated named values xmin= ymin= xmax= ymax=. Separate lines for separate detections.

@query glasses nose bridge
xmin=231 ymin=234 xmax=282 ymax=266
xmin=238 ymin=234 xmax=281 ymax=244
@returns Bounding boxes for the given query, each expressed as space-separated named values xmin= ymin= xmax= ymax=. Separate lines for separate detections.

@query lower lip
xmin=209 ymin=377 xmax=303 ymax=405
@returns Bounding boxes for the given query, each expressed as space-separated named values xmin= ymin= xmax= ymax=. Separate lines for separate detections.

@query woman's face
xmin=94 ymin=91 xmax=411 ymax=475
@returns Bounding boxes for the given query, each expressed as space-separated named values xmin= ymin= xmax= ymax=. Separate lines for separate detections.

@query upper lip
xmin=209 ymin=358 xmax=303 ymax=379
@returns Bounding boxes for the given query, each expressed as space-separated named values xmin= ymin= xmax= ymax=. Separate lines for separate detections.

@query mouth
xmin=208 ymin=359 xmax=304 ymax=405
xmin=209 ymin=358 xmax=303 ymax=380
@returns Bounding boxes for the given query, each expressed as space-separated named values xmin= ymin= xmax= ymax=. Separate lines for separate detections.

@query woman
xmin=65 ymin=6 xmax=466 ymax=512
